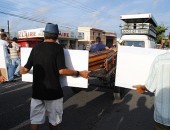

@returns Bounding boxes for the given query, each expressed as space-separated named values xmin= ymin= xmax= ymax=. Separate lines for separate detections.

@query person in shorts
xmin=20 ymin=23 xmax=90 ymax=130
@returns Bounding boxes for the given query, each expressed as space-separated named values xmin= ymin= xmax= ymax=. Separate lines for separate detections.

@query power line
xmin=0 ymin=1 xmax=83 ymax=30
xmin=0 ymin=10 xmax=79 ymax=30
xmin=0 ymin=10 xmax=46 ymax=23
xmin=0 ymin=0 xmax=116 ymax=32
xmin=0 ymin=1 xmax=51 ymax=23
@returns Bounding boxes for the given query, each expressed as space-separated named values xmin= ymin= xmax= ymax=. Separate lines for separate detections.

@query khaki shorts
xmin=30 ymin=98 xmax=63 ymax=126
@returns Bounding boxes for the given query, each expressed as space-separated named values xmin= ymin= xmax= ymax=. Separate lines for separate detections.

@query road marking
xmin=9 ymin=119 xmax=30 ymax=130
xmin=0 ymin=84 xmax=31 ymax=96
xmin=4 ymin=81 xmax=25 ymax=88
xmin=1 ymin=80 xmax=30 ymax=89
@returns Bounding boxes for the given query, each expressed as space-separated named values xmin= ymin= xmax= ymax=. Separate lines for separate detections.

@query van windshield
xmin=124 ymin=41 xmax=145 ymax=47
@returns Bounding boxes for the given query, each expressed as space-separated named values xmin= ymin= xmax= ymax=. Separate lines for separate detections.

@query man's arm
xmin=0 ymin=76 xmax=6 ymax=83
xmin=59 ymin=69 xmax=90 ymax=79
xmin=0 ymin=70 xmax=6 ymax=83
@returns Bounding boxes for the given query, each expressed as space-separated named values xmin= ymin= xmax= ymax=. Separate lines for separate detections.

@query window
xmin=124 ymin=41 xmax=145 ymax=47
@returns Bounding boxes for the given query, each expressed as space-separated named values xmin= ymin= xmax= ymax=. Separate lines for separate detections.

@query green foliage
xmin=156 ymin=25 xmax=168 ymax=44
xmin=156 ymin=25 xmax=168 ymax=34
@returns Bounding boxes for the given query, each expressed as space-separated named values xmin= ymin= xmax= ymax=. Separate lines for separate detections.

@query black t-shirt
xmin=25 ymin=42 xmax=67 ymax=100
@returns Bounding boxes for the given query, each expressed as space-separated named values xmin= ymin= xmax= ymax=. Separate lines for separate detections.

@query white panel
xmin=115 ymin=46 xmax=166 ymax=89
xmin=21 ymin=48 xmax=89 ymax=88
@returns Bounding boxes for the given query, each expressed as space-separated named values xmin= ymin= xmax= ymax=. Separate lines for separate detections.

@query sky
xmin=0 ymin=0 xmax=170 ymax=37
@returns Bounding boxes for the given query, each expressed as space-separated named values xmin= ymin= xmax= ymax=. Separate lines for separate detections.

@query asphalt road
xmin=0 ymin=77 xmax=155 ymax=130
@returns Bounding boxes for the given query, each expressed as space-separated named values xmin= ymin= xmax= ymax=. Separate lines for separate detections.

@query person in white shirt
xmin=8 ymin=37 xmax=21 ymax=77
xmin=0 ymin=34 xmax=15 ymax=81
xmin=133 ymin=52 xmax=170 ymax=130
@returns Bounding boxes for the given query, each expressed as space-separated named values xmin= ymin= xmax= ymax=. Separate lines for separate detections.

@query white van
xmin=120 ymin=35 xmax=156 ymax=48
xmin=119 ymin=13 xmax=157 ymax=49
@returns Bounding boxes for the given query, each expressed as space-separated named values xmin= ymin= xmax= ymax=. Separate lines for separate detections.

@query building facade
xmin=103 ymin=31 xmax=117 ymax=47
xmin=78 ymin=27 xmax=117 ymax=50
xmin=18 ymin=28 xmax=82 ymax=49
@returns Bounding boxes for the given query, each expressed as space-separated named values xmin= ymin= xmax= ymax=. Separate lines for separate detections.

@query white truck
xmin=119 ymin=13 xmax=157 ymax=48
xmin=111 ymin=13 xmax=158 ymax=99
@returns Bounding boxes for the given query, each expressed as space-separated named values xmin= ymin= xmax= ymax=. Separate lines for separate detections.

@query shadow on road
xmin=58 ymin=87 xmax=154 ymax=130
xmin=2 ymin=81 xmax=154 ymax=130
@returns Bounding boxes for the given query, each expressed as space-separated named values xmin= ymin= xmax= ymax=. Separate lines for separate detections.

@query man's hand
xmin=0 ymin=76 xmax=6 ymax=83
xmin=105 ymin=46 xmax=110 ymax=50
xmin=79 ymin=71 xmax=91 ymax=79
xmin=133 ymin=85 xmax=146 ymax=94
xmin=20 ymin=67 xmax=29 ymax=74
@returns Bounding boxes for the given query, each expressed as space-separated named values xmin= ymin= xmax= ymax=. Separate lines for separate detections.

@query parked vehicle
xmin=119 ymin=13 xmax=157 ymax=48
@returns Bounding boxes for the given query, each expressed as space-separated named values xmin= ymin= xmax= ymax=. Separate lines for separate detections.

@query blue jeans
xmin=6 ymin=58 xmax=15 ymax=81
xmin=11 ymin=57 xmax=21 ymax=76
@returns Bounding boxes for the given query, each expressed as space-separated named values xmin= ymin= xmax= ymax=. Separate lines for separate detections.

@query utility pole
xmin=7 ymin=20 xmax=10 ymax=38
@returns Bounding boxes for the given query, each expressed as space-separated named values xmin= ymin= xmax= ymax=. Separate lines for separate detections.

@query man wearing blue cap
xmin=20 ymin=23 xmax=90 ymax=130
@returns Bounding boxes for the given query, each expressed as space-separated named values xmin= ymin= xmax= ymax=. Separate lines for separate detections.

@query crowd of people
xmin=0 ymin=33 xmax=21 ymax=83
xmin=0 ymin=23 xmax=170 ymax=130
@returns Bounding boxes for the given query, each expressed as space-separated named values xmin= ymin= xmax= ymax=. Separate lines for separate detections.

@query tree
xmin=155 ymin=25 xmax=168 ymax=44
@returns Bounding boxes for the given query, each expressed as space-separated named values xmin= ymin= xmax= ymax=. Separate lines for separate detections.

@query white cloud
xmin=152 ymin=0 xmax=163 ymax=5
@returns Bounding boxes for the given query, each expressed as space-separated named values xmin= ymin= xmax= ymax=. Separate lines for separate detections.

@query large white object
xmin=21 ymin=48 xmax=89 ymax=88
xmin=115 ymin=46 xmax=166 ymax=89
xmin=0 ymin=45 xmax=8 ymax=80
